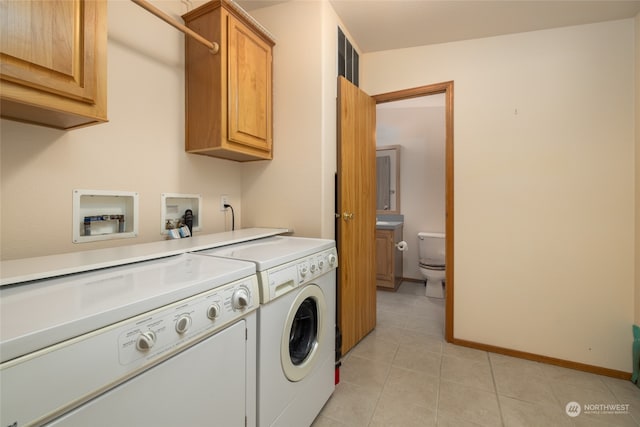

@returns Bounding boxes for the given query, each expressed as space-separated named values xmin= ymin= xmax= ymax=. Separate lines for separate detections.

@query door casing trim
xmin=373 ymin=81 xmax=454 ymax=342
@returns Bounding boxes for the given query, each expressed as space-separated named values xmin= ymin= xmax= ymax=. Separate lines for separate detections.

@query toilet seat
xmin=419 ymin=262 xmax=445 ymax=270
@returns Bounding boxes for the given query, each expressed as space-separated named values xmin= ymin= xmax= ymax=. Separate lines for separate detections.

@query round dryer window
xmin=281 ymin=284 xmax=326 ymax=382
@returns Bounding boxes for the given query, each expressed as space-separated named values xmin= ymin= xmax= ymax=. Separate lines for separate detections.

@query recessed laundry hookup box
xmin=160 ymin=193 xmax=202 ymax=235
xmin=72 ymin=189 xmax=139 ymax=243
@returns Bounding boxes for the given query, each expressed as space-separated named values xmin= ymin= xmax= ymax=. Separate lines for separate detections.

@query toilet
xmin=418 ymin=232 xmax=446 ymax=298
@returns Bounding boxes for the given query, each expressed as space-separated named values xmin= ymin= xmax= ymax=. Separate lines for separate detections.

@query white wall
xmin=0 ymin=1 xmax=242 ymax=260
xmin=363 ymin=19 xmax=636 ymax=372
xmin=377 ymin=102 xmax=446 ymax=279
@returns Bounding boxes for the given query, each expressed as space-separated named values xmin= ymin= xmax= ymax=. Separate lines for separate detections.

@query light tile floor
xmin=313 ymin=281 xmax=640 ymax=427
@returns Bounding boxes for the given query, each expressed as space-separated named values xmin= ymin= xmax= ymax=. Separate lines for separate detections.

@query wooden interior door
xmin=337 ymin=76 xmax=376 ymax=355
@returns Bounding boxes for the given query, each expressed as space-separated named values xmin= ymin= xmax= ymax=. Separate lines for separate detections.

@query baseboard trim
xmin=451 ymin=338 xmax=631 ymax=380
xmin=401 ymin=277 xmax=424 ymax=283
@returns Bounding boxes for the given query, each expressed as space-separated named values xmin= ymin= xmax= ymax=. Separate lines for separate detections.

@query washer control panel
xmin=118 ymin=277 xmax=257 ymax=365
xmin=264 ymin=247 xmax=338 ymax=302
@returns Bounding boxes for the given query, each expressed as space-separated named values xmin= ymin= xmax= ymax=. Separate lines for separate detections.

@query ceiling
xmin=236 ymin=0 xmax=640 ymax=53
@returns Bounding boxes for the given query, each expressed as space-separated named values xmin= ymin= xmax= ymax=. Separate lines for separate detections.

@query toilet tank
xmin=417 ymin=232 xmax=445 ymax=264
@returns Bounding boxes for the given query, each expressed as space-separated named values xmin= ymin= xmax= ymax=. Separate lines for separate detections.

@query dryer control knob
xmin=175 ymin=314 xmax=192 ymax=334
xmin=232 ymin=288 xmax=249 ymax=310
xmin=136 ymin=331 xmax=156 ymax=352
xmin=207 ymin=303 xmax=221 ymax=319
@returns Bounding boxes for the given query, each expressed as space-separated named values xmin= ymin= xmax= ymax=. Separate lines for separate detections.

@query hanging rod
xmin=131 ymin=0 xmax=219 ymax=54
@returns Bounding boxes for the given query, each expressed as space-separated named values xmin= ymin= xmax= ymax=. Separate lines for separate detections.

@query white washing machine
xmin=194 ymin=236 xmax=338 ymax=427
xmin=1 ymin=253 xmax=259 ymax=427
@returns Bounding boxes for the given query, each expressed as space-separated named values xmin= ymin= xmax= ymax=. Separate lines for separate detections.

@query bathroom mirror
xmin=376 ymin=145 xmax=401 ymax=214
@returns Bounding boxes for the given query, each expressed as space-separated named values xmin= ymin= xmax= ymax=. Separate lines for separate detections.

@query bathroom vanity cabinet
xmin=375 ymin=225 xmax=403 ymax=291
xmin=182 ymin=0 xmax=274 ymax=161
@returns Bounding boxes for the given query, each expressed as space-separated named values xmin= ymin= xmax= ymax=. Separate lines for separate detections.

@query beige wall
xmin=320 ymin=1 xmax=343 ymax=239
xmin=377 ymin=102 xmax=446 ymax=279
xmin=0 ymin=1 xmax=243 ymax=260
xmin=240 ymin=1 xmax=324 ymax=238
xmin=2 ymin=0 xmax=636 ymax=373
xmin=0 ymin=0 xmax=351 ymax=258
xmin=363 ymin=19 xmax=636 ymax=372
xmin=241 ymin=0 xmax=354 ymax=240
xmin=636 ymin=11 xmax=640 ymax=326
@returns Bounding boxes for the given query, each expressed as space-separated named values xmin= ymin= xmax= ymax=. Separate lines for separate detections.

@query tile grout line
xmin=488 ymin=354 xmax=507 ymax=427
xmin=434 ymin=345 xmax=444 ymax=426
xmin=372 ymin=283 xmax=442 ymax=426
xmin=366 ymin=282 xmax=446 ymax=426
xmin=365 ymin=331 xmax=400 ymax=426
xmin=536 ymin=362 xmax=575 ymax=419
xmin=600 ymin=377 xmax=640 ymax=426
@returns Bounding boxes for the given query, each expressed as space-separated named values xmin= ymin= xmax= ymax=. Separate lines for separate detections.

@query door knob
xmin=342 ymin=211 xmax=354 ymax=221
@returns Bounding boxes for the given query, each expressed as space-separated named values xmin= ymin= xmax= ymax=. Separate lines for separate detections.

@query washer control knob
xmin=232 ymin=288 xmax=249 ymax=310
xmin=300 ymin=265 xmax=308 ymax=277
xmin=328 ymin=253 xmax=337 ymax=266
xmin=207 ymin=303 xmax=221 ymax=320
xmin=175 ymin=314 xmax=192 ymax=334
xmin=136 ymin=331 xmax=156 ymax=352
xmin=318 ymin=258 xmax=325 ymax=270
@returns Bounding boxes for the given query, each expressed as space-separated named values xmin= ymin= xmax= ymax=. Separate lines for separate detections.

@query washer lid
xmin=0 ymin=254 xmax=256 ymax=362
xmin=196 ymin=236 xmax=335 ymax=271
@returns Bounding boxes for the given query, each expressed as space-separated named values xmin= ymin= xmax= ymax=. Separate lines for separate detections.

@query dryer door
xmin=281 ymin=284 xmax=326 ymax=382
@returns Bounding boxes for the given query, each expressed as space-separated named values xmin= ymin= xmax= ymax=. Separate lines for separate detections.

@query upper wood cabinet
xmin=182 ymin=0 xmax=274 ymax=162
xmin=0 ymin=0 xmax=107 ymax=129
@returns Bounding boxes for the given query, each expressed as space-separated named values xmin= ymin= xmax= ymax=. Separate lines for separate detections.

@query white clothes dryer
xmin=1 ymin=254 xmax=259 ymax=427
xmin=194 ymin=236 xmax=338 ymax=427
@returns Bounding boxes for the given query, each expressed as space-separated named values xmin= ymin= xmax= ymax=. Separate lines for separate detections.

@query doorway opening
xmin=373 ymin=81 xmax=454 ymax=342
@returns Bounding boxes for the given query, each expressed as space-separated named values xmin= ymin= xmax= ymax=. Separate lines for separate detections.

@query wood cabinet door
xmin=0 ymin=0 xmax=100 ymax=104
xmin=375 ymin=229 xmax=393 ymax=284
xmin=393 ymin=227 xmax=404 ymax=288
xmin=226 ymin=14 xmax=272 ymax=153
